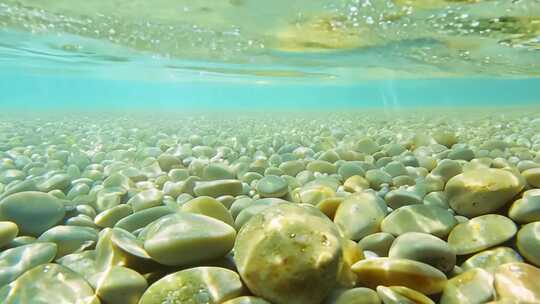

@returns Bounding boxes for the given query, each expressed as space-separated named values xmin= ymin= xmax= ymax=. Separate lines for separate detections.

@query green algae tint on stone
xmin=234 ymin=203 xmax=343 ymax=304
xmin=0 ymin=263 xmax=100 ymax=304
xmin=142 ymin=212 xmax=236 ymax=266
xmin=139 ymin=267 xmax=244 ymax=304
xmin=448 ymin=214 xmax=517 ymax=255
xmin=0 ymin=242 xmax=58 ymax=287
xmin=0 ymin=191 xmax=66 ymax=236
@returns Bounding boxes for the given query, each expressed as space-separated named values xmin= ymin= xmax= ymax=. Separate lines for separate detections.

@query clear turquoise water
xmin=0 ymin=0 xmax=539 ymax=110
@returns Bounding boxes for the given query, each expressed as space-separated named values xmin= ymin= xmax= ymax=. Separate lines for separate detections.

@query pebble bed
xmin=0 ymin=110 xmax=540 ymax=304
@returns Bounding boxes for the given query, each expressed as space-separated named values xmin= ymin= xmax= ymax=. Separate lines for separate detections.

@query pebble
xmin=0 ymin=191 xmax=66 ymax=236
xmin=138 ymin=267 xmax=244 ymax=304
xmin=388 ymin=232 xmax=456 ymax=273
xmin=358 ymin=232 xmax=395 ymax=257
xmin=445 ymin=168 xmax=525 ymax=217
xmin=509 ymin=190 xmax=540 ymax=223
xmin=193 ymin=179 xmax=243 ymax=197
xmin=376 ymin=285 xmax=434 ymax=304
xmin=89 ymin=266 xmax=147 ymax=304
xmin=0 ymin=221 xmax=18 ymax=248
xmin=516 ymin=221 xmax=540 ymax=267
xmin=381 ymin=204 xmax=457 ymax=238
xmin=235 ymin=203 xmax=342 ymax=304
xmin=493 ymin=262 xmax=540 ymax=303
xmin=323 ymin=287 xmax=381 ymax=304
xmin=223 ymin=296 xmax=272 ymax=304
xmin=0 ymin=263 xmax=100 ymax=304
xmin=523 ymin=167 xmax=540 ymax=187
xmin=461 ymin=247 xmax=523 ymax=272
xmin=37 ymin=225 xmax=98 ymax=258
xmin=142 ymin=212 xmax=236 ymax=266
xmin=256 ymin=175 xmax=289 ymax=198
xmin=351 ymin=257 xmax=447 ymax=295
xmin=182 ymin=196 xmax=235 ymax=227
xmin=447 ymin=214 xmax=517 ymax=255
xmin=440 ymin=268 xmax=495 ymax=304
xmin=334 ymin=192 xmax=388 ymax=241
xmin=0 ymin=242 xmax=58 ymax=287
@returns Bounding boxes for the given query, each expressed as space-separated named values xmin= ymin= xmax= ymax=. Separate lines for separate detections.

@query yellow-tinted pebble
xmin=235 ymin=203 xmax=343 ymax=304
xmin=94 ymin=204 xmax=133 ymax=228
xmin=222 ymin=296 xmax=272 ymax=304
xmin=445 ymin=169 xmax=524 ymax=217
xmin=0 ymin=221 xmax=18 ymax=247
xmin=344 ymin=175 xmax=370 ymax=193
xmin=317 ymin=197 xmax=344 ymax=220
xmin=377 ymin=286 xmax=434 ymax=304
xmin=351 ymin=258 xmax=447 ymax=295
xmin=494 ymin=262 xmax=540 ymax=303
xmin=0 ymin=242 xmax=58 ymax=287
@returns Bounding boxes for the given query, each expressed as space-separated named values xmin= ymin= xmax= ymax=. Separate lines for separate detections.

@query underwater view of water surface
xmin=1 ymin=0 xmax=540 ymax=303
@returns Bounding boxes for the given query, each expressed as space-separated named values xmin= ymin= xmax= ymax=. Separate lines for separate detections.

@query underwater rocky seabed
xmin=0 ymin=109 xmax=538 ymax=303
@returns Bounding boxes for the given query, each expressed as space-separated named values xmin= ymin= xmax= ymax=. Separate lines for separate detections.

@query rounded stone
xmin=323 ymin=287 xmax=381 ymax=304
xmin=223 ymin=296 xmax=272 ymax=304
xmin=139 ymin=267 xmax=244 ymax=304
xmin=0 ymin=221 xmax=18 ymax=247
xmin=142 ymin=212 xmax=236 ymax=266
xmin=0 ymin=191 xmax=66 ymax=236
xmin=94 ymin=204 xmax=133 ymax=228
xmin=234 ymin=203 xmax=343 ymax=304
xmin=343 ymin=175 xmax=370 ymax=193
xmin=448 ymin=214 xmax=517 ymax=255
xmin=37 ymin=225 xmax=98 ymax=258
xmin=358 ymin=232 xmax=395 ymax=257
xmin=182 ymin=196 xmax=235 ymax=227
xmin=494 ymin=262 xmax=540 ymax=303
xmin=0 ymin=263 xmax=100 ymax=304
xmin=523 ymin=167 xmax=540 ymax=187
xmin=389 ymin=232 xmax=456 ymax=273
xmin=0 ymin=242 xmax=58 ymax=287
xmin=509 ymin=194 xmax=540 ymax=224
xmin=114 ymin=206 xmax=174 ymax=233
xmin=127 ymin=189 xmax=163 ymax=212
xmin=516 ymin=222 xmax=540 ymax=267
xmin=256 ymin=175 xmax=289 ymax=198
xmin=351 ymin=258 xmax=447 ymax=295
xmin=461 ymin=247 xmax=523 ymax=272
xmin=194 ymin=180 xmax=243 ymax=197
xmin=381 ymin=205 xmax=457 ymax=239
xmin=89 ymin=266 xmax=147 ymax=304
xmin=445 ymin=169 xmax=524 ymax=217
xmin=334 ymin=192 xmax=387 ymax=241
xmin=316 ymin=197 xmax=344 ymax=220
xmin=376 ymin=286 xmax=434 ymax=304
xmin=440 ymin=268 xmax=494 ymax=304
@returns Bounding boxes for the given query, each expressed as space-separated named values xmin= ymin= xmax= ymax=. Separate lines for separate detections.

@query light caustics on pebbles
xmin=0 ymin=109 xmax=539 ymax=303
